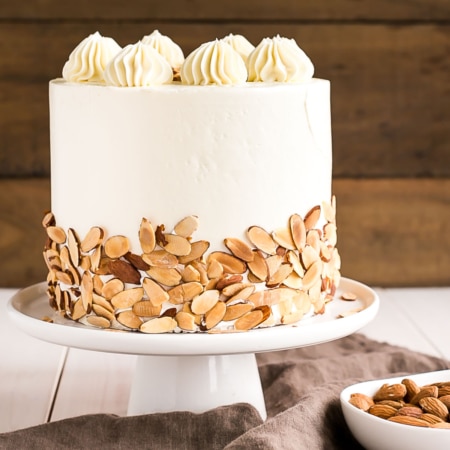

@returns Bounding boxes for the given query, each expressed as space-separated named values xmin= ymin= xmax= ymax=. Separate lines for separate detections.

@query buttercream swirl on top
xmin=104 ymin=42 xmax=173 ymax=87
xmin=180 ymin=40 xmax=248 ymax=86
xmin=247 ymin=35 xmax=314 ymax=82
xmin=141 ymin=30 xmax=185 ymax=73
xmin=221 ymin=34 xmax=255 ymax=62
xmin=62 ymin=32 xmax=122 ymax=83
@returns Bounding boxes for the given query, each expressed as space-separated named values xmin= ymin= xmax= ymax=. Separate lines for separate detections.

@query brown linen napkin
xmin=1 ymin=334 xmax=448 ymax=450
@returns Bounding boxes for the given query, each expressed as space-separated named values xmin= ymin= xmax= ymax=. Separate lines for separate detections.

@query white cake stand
xmin=7 ymin=277 xmax=378 ymax=420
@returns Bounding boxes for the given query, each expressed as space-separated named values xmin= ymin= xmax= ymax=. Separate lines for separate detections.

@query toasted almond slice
xmin=247 ymin=226 xmax=277 ymax=255
xmin=175 ymin=311 xmax=197 ymax=331
xmin=181 ymin=265 xmax=201 ymax=283
xmin=267 ymin=263 xmax=293 ymax=287
xmin=163 ymin=234 xmax=191 ymax=256
xmin=142 ymin=250 xmax=179 ymax=269
xmin=80 ymin=227 xmax=104 ymax=253
xmin=139 ymin=218 xmax=156 ymax=253
xmin=178 ymin=240 xmax=210 ymax=264
xmin=304 ymin=205 xmax=321 ymax=230
xmin=66 ymin=264 xmax=81 ymax=286
xmin=147 ymin=266 xmax=181 ymax=287
xmin=225 ymin=285 xmax=255 ymax=303
xmin=247 ymin=250 xmax=268 ymax=281
xmin=168 ymin=282 xmax=204 ymax=304
xmin=116 ymin=310 xmax=143 ymax=329
xmin=42 ymin=211 xmax=56 ymax=228
xmin=322 ymin=200 xmax=336 ymax=224
xmin=92 ymin=274 xmax=103 ymax=295
xmin=92 ymin=293 xmax=114 ymax=313
xmin=56 ymin=270 xmax=73 ymax=286
xmin=143 ymin=278 xmax=170 ymax=306
xmin=265 ymin=255 xmax=283 ymax=279
xmin=190 ymin=261 xmax=209 ymax=285
xmin=341 ymin=291 xmax=357 ymax=301
xmin=207 ymin=259 xmax=223 ymax=279
xmin=282 ymin=272 xmax=303 ymax=289
xmin=140 ymin=316 xmax=177 ymax=333
xmin=59 ymin=246 xmax=71 ymax=269
xmin=272 ymin=227 xmax=295 ymax=251
xmin=301 ymin=245 xmax=320 ymax=270
xmin=71 ymin=299 xmax=86 ymax=320
xmin=323 ymin=222 xmax=337 ymax=247
xmin=281 ymin=310 xmax=305 ymax=325
xmin=224 ymin=237 xmax=254 ymax=262
xmin=293 ymin=291 xmax=312 ymax=315
xmin=90 ymin=246 xmax=102 ymax=272
xmin=215 ymin=274 xmax=243 ymax=291
xmin=320 ymin=242 xmax=333 ymax=262
xmin=132 ymin=300 xmax=162 ymax=317
xmin=104 ymin=235 xmax=130 ymax=259
xmin=93 ymin=304 xmax=115 ymax=321
xmin=290 ymin=214 xmax=306 ymax=251
xmin=86 ymin=315 xmax=111 ymax=328
xmin=205 ymin=301 xmax=227 ymax=329
xmin=174 ymin=215 xmax=199 ymax=238
xmin=46 ymin=226 xmax=67 ymax=244
xmin=286 ymin=251 xmax=304 ymax=277
xmin=207 ymin=252 xmax=246 ymax=274
xmin=191 ymin=290 xmax=220 ymax=315
xmin=108 ymin=259 xmax=141 ymax=284
xmin=222 ymin=282 xmax=252 ymax=297
xmin=248 ymin=287 xmax=299 ymax=307
xmin=223 ymin=302 xmax=254 ymax=321
xmin=67 ymin=228 xmax=80 ymax=267
xmin=278 ymin=297 xmax=293 ymax=317
xmin=234 ymin=306 xmax=270 ymax=331
xmin=302 ymin=260 xmax=323 ymax=290
xmin=124 ymin=252 xmax=151 ymax=271
xmin=81 ymin=271 xmax=93 ymax=311
xmin=111 ymin=287 xmax=144 ymax=309
xmin=101 ymin=278 xmax=124 ymax=300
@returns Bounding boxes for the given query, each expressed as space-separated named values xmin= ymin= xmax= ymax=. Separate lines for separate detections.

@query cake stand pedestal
xmin=7 ymin=278 xmax=378 ymax=420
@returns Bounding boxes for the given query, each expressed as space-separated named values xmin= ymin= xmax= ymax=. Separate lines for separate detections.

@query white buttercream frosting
xmin=141 ymin=30 xmax=185 ymax=72
xmin=104 ymin=42 xmax=173 ymax=87
xmin=247 ymin=35 xmax=314 ymax=82
xmin=221 ymin=33 xmax=255 ymax=62
xmin=62 ymin=32 xmax=122 ymax=83
xmin=180 ymin=40 xmax=248 ymax=85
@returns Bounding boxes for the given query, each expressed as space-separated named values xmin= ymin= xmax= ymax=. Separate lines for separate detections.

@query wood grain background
xmin=1 ymin=0 xmax=449 ymax=287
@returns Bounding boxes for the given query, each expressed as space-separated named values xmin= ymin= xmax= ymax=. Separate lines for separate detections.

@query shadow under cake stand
xmin=7 ymin=277 xmax=378 ymax=420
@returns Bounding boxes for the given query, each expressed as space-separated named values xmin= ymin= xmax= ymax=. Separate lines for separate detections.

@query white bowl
xmin=340 ymin=369 xmax=450 ymax=450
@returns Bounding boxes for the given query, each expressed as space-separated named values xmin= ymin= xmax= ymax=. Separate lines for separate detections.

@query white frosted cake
xmin=43 ymin=31 xmax=341 ymax=333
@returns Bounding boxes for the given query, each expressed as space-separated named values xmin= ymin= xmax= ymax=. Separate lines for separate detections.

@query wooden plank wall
xmin=1 ymin=1 xmax=449 ymax=287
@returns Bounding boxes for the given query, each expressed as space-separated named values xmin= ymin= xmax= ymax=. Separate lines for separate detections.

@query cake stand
xmin=7 ymin=277 xmax=378 ymax=420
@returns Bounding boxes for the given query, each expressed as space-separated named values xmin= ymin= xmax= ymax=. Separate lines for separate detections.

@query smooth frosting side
xmin=62 ymin=32 xmax=122 ymax=83
xmin=104 ymin=42 xmax=173 ymax=87
xmin=247 ymin=35 xmax=314 ymax=82
xmin=180 ymin=40 xmax=248 ymax=85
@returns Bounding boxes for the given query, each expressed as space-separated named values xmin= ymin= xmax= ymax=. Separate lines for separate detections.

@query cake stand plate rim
xmin=7 ymin=277 xmax=379 ymax=356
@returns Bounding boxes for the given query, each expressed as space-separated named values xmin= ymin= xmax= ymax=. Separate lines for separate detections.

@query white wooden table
xmin=1 ymin=286 xmax=449 ymax=433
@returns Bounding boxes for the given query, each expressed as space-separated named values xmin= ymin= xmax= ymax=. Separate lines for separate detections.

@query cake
xmin=43 ymin=31 xmax=341 ymax=333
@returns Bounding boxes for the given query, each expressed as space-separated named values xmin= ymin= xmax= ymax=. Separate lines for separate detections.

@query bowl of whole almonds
xmin=340 ymin=369 xmax=450 ymax=450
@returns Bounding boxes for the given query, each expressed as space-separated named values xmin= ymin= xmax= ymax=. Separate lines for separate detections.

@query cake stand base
xmin=128 ymin=353 xmax=266 ymax=419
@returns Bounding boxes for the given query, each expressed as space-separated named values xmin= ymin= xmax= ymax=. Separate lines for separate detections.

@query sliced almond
xmin=104 ymin=235 xmax=130 ymax=259
xmin=247 ymin=250 xmax=268 ymax=281
xmin=191 ymin=290 xmax=220 ymax=315
xmin=168 ymin=282 xmax=204 ymax=304
xmin=207 ymin=252 xmax=246 ymax=274
xmin=92 ymin=293 xmax=114 ymax=313
xmin=322 ymin=200 xmax=336 ymax=224
xmin=306 ymin=229 xmax=322 ymax=252
xmin=178 ymin=240 xmax=210 ymax=264
xmin=46 ymin=226 xmax=67 ymax=244
xmin=111 ymin=287 xmax=144 ymax=309
xmin=90 ymin=245 xmax=102 ymax=272
xmin=247 ymin=226 xmax=277 ymax=255
xmin=222 ymin=282 xmax=253 ymax=297
xmin=139 ymin=218 xmax=156 ymax=253
xmin=272 ymin=227 xmax=295 ymax=251
xmin=80 ymin=271 xmax=93 ymax=311
xmin=304 ymin=205 xmax=321 ymax=230
xmin=71 ymin=299 xmax=86 ymax=320
xmin=205 ymin=301 xmax=226 ymax=329
xmin=224 ymin=237 xmax=254 ymax=262
xmin=323 ymin=222 xmax=337 ymax=247
xmin=67 ymin=228 xmax=80 ymax=267
xmin=147 ymin=266 xmax=181 ymax=287
xmin=267 ymin=263 xmax=293 ymax=287
xmin=290 ymin=214 xmax=306 ymax=251
xmin=223 ymin=303 xmax=254 ymax=321
xmin=281 ymin=310 xmax=305 ymax=325
xmin=207 ymin=259 xmax=223 ymax=279
xmin=175 ymin=311 xmax=197 ymax=331
xmin=42 ymin=211 xmax=56 ymax=228
xmin=225 ymin=285 xmax=255 ymax=303
xmin=116 ymin=310 xmax=143 ymax=329
xmin=181 ymin=264 xmax=201 ymax=283
xmin=341 ymin=291 xmax=357 ymax=301
xmin=142 ymin=250 xmax=179 ymax=269
xmin=108 ymin=259 xmax=141 ymax=284
xmin=163 ymin=234 xmax=191 ymax=256
xmin=265 ymin=255 xmax=283 ymax=280
xmin=124 ymin=252 xmax=151 ymax=271
xmin=132 ymin=300 xmax=162 ymax=317
xmin=282 ymin=272 xmax=303 ymax=289
xmin=301 ymin=245 xmax=320 ymax=270
xmin=286 ymin=251 xmax=304 ymax=277
xmin=140 ymin=316 xmax=177 ymax=333
xmin=248 ymin=287 xmax=299 ymax=307
xmin=86 ymin=315 xmax=111 ymax=329
xmin=143 ymin=278 xmax=170 ymax=306
xmin=101 ymin=278 xmax=124 ymax=300
xmin=216 ymin=274 xmax=243 ymax=291
xmin=80 ymin=227 xmax=104 ymax=253
xmin=234 ymin=306 xmax=270 ymax=331
xmin=92 ymin=304 xmax=115 ymax=322
xmin=302 ymin=260 xmax=323 ymax=290
xmin=56 ymin=270 xmax=73 ymax=286
xmin=174 ymin=215 xmax=199 ymax=238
